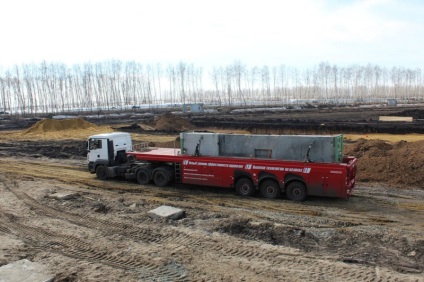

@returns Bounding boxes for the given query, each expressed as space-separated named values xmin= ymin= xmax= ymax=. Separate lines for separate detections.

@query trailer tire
xmin=260 ymin=180 xmax=281 ymax=199
xmin=236 ymin=178 xmax=255 ymax=197
xmin=153 ymin=169 xmax=170 ymax=187
xmin=96 ymin=165 xmax=108 ymax=180
xmin=286 ymin=181 xmax=307 ymax=201
xmin=136 ymin=169 xmax=150 ymax=185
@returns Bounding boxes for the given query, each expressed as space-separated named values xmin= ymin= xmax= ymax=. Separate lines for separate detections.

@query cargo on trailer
xmin=180 ymin=132 xmax=343 ymax=163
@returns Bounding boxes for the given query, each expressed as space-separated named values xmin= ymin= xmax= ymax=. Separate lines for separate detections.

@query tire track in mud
xmin=1 ymin=177 xmax=422 ymax=281
xmin=0 ymin=178 xmax=189 ymax=281
xmin=0 ymin=212 xmax=187 ymax=281
xmin=1 ymin=165 xmax=422 ymax=280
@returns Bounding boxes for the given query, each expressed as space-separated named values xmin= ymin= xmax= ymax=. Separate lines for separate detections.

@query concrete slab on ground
xmin=148 ymin=205 xmax=185 ymax=220
xmin=0 ymin=259 xmax=54 ymax=282
xmin=47 ymin=192 xmax=79 ymax=200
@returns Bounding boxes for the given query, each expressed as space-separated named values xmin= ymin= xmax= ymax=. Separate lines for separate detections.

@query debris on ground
xmin=92 ymin=202 xmax=111 ymax=213
xmin=47 ymin=192 xmax=80 ymax=201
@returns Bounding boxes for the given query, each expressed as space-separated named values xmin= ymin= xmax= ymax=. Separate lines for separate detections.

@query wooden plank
xmin=379 ymin=116 xmax=413 ymax=122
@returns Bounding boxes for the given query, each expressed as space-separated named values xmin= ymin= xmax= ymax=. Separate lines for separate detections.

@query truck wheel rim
xmin=266 ymin=186 xmax=274 ymax=194
xmin=293 ymin=188 xmax=302 ymax=196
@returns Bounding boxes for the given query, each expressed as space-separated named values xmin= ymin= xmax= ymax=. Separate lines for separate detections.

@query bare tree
xmin=331 ymin=65 xmax=339 ymax=103
xmin=166 ymin=65 xmax=176 ymax=104
xmin=261 ymin=65 xmax=271 ymax=104
xmin=210 ymin=67 xmax=220 ymax=105
xmin=0 ymin=70 xmax=12 ymax=113
xmin=156 ymin=63 xmax=162 ymax=104
xmin=1 ymin=60 xmax=424 ymax=114
xmin=231 ymin=61 xmax=246 ymax=105
xmin=177 ymin=62 xmax=186 ymax=104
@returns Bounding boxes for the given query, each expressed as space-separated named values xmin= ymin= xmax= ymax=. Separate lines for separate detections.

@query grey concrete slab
xmin=181 ymin=132 xmax=344 ymax=163
xmin=148 ymin=205 xmax=185 ymax=220
xmin=47 ymin=192 xmax=79 ymax=200
xmin=0 ymin=259 xmax=54 ymax=282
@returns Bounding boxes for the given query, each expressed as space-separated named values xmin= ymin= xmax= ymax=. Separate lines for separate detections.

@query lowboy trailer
xmin=87 ymin=132 xmax=357 ymax=201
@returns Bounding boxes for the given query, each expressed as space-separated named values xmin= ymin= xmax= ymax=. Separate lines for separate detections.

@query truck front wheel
xmin=260 ymin=180 xmax=281 ymax=199
xmin=153 ymin=169 xmax=170 ymax=187
xmin=286 ymin=181 xmax=307 ymax=201
xmin=236 ymin=178 xmax=255 ymax=197
xmin=96 ymin=165 xmax=108 ymax=180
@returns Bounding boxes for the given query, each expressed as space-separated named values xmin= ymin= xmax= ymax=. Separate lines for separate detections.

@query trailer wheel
xmin=236 ymin=178 xmax=255 ymax=197
xmin=260 ymin=180 xmax=281 ymax=199
xmin=286 ymin=181 xmax=307 ymax=201
xmin=136 ymin=169 xmax=150 ymax=185
xmin=153 ymin=169 xmax=170 ymax=187
xmin=96 ymin=165 xmax=108 ymax=180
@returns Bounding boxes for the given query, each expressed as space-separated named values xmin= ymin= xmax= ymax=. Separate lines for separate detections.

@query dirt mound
xmin=345 ymin=139 xmax=424 ymax=188
xmin=24 ymin=118 xmax=97 ymax=134
xmin=154 ymin=113 xmax=196 ymax=132
xmin=115 ymin=123 xmax=155 ymax=132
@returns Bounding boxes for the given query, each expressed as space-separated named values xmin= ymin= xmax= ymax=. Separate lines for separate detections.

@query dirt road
xmin=1 ymin=156 xmax=423 ymax=281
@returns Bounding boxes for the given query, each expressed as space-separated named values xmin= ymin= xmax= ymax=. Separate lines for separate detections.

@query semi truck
xmin=87 ymin=132 xmax=357 ymax=201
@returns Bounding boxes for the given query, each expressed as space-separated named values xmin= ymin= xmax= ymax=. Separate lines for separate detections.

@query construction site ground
xmin=0 ymin=105 xmax=423 ymax=281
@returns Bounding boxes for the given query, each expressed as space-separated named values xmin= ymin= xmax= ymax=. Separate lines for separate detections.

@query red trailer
xmin=127 ymin=148 xmax=356 ymax=200
xmin=88 ymin=132 xmax=357 ymax=201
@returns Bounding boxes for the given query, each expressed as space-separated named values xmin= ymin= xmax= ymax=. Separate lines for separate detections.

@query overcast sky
xmin=1 ymin=0 xmax=423 ymax=69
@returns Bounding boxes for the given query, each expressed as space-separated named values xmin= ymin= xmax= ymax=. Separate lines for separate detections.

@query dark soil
xmin=191 ymin=106 xmax=424 ymax=134
xmin=3 ymin=105 xmax=424 ymax=134
xmin=216 ymin=218 xmax=424 ymax=274
xmin=389 ymin=109 xmax=424 ymax=120
xmin=0 ymin=140 xmax=86 ymax=159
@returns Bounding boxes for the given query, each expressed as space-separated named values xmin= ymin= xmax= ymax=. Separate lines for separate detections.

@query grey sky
xmin=1 ymin=0 xmax=423 ymax=69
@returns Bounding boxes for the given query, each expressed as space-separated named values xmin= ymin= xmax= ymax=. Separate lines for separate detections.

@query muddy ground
xmin=189 ymin=106 xmax=424 ymax=134
xmin=0 ymin=105 xmax=423 ymax=281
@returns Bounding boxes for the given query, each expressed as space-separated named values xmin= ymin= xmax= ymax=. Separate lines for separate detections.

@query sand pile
xmin=345 ymin=139 xmax=424 ymax=188
xmin=25 ymin=118 xmax=97 ymax=134
xmin=154 ymin=113 xmax=196 ymax=132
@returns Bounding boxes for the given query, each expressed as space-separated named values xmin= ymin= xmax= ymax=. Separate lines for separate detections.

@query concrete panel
xmin=180 ymin=132 xmax=220 ymax=156
xmin=47 ymin=192 xmax=79 ymax=200
xmin=148 ymin=205 xmax=185 ymax=220
xmin=0 ymin=259 xmax=54 ymax=282
xmin=181 ymin=132 xmax=343 ymax=163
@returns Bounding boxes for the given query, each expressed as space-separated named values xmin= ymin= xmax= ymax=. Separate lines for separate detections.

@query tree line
xmin=0 ymin=60 xmax=423 ymax=115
